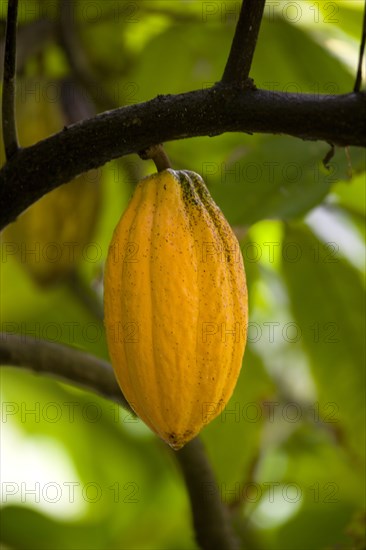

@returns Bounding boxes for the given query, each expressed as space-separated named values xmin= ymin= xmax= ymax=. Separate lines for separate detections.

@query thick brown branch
xmin=222 ymin=0 xmax=266 ymax=84
xmin=0 ymin=86 xmax=365 ymax=231
xmin=2 ymin=0 xmax=19 ymax=159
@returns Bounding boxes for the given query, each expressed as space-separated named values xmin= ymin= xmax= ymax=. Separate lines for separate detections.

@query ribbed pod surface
xmin=104 ymin=169 xmax=248 ymax=449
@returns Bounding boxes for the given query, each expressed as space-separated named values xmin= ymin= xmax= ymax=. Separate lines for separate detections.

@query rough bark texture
xmin=1 ymin=86 xmax=365 ymax=230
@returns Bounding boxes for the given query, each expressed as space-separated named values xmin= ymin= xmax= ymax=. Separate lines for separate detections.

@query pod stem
xmin=139 ymin=144 xmax=172 ymax=172
xmin=176 ymin=437 xmax=240 ymax=550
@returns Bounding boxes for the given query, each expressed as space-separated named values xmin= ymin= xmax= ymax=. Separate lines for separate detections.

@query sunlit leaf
xmin=282 ymin=223 xmax=365 ymax=464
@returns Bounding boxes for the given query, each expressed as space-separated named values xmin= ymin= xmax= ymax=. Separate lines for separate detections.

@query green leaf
xmin=127 ymin=22 xmax=230 ymax=101
xmin=208 ymin=137 xmax=336 ymax=226
xmin=331 ymin=171 xmax=366 ymax=217
xmin=202 ymin=253 xmax=276 ymax=487
xmin=281 ymin=223 xmax=365 ymax=464
xmin=252 ymin=16 xmax=354 ymax=93
xmin=316 ymin=0 xmax=365 ymax=40
xmin=202 ymin=343 xmax=275 ymax=488
xmin=0 ymin=506 xmax=105 ymax=550
xmin=168 ymin=139 xmax=365 ymax=228
xmin=0 ymin=367 xmax=192 ymax=549
xmin=259 ymin=425 xmax=366 ymax=550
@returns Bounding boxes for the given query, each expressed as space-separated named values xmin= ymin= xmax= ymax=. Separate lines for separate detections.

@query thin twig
xmin=66 ymin=269 xmax=104 ymax=322
xmin=0 ymin=333 xmax=241 ymax=550
xmin=58 ymin=0 xmax=114 ymax=110
xmin=354 ymin=0 xmax=366 ymax=92
xmin=222 ymin=0 xmax=266 ymax=84
xmin=0 ymin=19 xmax=54 ymax=79
xmin=2 ymin=0 xmax=19 ymax=159
xmin=322 ymin=143 xmax=335 ymax=169
xmin=60 ymin=77 xmax=96 ymax=123
xmin=176 ymin=438 xmax=240 ymax=550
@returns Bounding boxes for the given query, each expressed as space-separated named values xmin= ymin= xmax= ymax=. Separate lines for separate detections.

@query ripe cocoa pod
xmin=1 ymin=80 xmax=100 ymax=286
xmin=104 ymin=169 xmax=248 ymax=450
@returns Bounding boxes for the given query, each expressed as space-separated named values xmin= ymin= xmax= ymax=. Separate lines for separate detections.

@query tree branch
xmin=66 ymin=269 xmax=104 ymax=322
xmin=0 ymin=19 xmax=54 ymax=78
xmin=2 ymin=0 xmax=19 ymax=159
xmin=222 ymin=0 xmax=266 ymax=84
xmin=354 ymin=0 xmax=366 ymax=92
xmin=176 ymin=438 xmax=240 ymax=550
xmin=0 ymin=332 xmax=130 ymax=408
xmin=0 ymin=333 xmax=239 ymax=550
xmin=0 ymin=86 xmax=365 ymax=230
xmin=57 ymin=0 xmax=114 ymax=110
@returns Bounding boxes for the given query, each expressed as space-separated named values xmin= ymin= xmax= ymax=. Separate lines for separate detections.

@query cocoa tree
xmin=1 ymin=1 xmax=365 ymax=549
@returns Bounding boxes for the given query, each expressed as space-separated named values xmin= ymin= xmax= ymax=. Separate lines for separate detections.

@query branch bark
xmin=222 ymin=0 xmax=266 ymax=84
xmin=0 ymin=333 xmax=239 ymax=550
xmin=1 ymin=86 xmax=365 ymax=230
xmin=0 ymin=332 xmax=129 ymax=407
xmin=2 ymin=0 xmax=19 ymax=159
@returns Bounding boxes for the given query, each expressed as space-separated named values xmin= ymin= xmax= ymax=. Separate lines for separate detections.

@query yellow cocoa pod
xmin=1 ymin=80 xmax=100 ymax=286
xmin=104 ymin=169 xmax=248 ymax=449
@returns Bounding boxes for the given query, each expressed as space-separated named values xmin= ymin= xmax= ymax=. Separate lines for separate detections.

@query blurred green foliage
xmin=0 ymin=1 xmax=365 ymax=549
